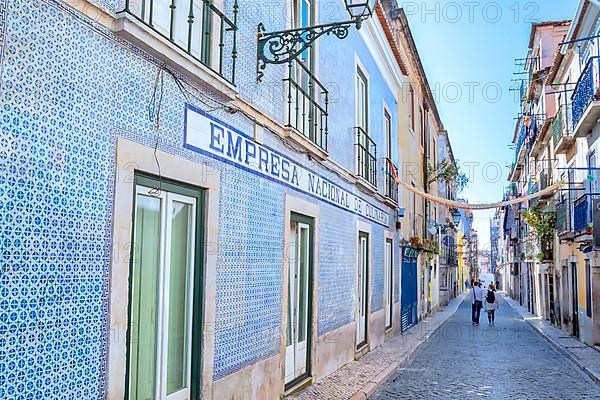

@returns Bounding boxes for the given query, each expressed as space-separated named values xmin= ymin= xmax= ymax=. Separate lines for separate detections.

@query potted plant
xmin=410 ymin=236 xmax=421 ymax=247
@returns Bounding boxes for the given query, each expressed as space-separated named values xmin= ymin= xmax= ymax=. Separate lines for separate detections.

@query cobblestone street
xmin=372 ymin=297 xmax=600 ymax=400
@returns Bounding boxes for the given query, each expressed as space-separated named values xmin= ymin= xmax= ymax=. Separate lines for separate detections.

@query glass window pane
xmin=166 ymin=201 xmax=193 ymax=395
xmin=129 ymin=194 xmax=162 ymax=400
xmin=298 ymin=226 xmax=309 ymax=342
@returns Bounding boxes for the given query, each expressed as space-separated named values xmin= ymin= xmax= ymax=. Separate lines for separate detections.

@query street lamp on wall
xmin=451 ymin=209 xmax=461 ymax=226
xmin=256 ymin=0 xmax=375 ymax=81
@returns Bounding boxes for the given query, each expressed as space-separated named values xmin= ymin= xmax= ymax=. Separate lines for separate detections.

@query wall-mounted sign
xmin=184 ymin=104 xmax=390 ymax=227
xmin=402 ymin=246 xmax=419 ymax=261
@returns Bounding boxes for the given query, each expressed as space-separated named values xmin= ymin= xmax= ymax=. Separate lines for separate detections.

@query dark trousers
xmin=472 ymin=302 xmax=482 ymax=324
xmin=487 ymin=310 xmax=496 ymax=322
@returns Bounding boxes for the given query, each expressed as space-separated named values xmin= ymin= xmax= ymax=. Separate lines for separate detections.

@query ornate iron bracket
xmin=256 ymin=18 xmax=363 ymax=82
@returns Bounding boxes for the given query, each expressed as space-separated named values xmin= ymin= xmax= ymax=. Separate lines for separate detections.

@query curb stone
xmin=504 ymin=296 xmax=600 ymax=386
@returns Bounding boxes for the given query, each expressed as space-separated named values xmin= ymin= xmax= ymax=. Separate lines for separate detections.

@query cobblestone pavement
xmin=372 ymin=296 xmax=600 ymax=400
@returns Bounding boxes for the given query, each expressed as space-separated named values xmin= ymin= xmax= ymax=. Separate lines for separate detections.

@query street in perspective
xmin=1 ymin=0 xmax=600 ymax=399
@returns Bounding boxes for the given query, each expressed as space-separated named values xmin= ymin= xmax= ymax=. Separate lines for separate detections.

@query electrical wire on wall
xmin=147 ymin=66 xmax=165 ymax=196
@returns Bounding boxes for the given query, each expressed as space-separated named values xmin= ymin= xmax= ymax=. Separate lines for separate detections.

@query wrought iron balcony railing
xmin=551 ymin=105 xmax=572 ymax=146
xmin=526 ymin=114 xmax=545 ymax=152
xmin=514 ymin=125 xmax=526 ymax=165
xmin=355 ymin=127 xmax=377 ymax=186
xmin=539 ymin=170 xmax=551 ymax=191
xmin=123 ymin=0 xmax=239 ymax=84
xmin=284 ymin=59 xmax=328 ymax=151
xmin=556 ymin=198 xmax=571 ymax=235
xmin=528 ymin=177 xmax=539 ymax=195
xmin=572 ymin=56 xmax=599 ymax=128
xmin=573 ymin=194 xmax=592 ymax=235
xmin=527 ymin=56 xmax=540 ymax=84
xmin=384 ymin=158 xmax=398 ymax=203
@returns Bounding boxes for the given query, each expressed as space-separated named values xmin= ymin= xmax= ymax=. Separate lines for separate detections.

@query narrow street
xmin=372 ymin=297 xmax=600 ymax=400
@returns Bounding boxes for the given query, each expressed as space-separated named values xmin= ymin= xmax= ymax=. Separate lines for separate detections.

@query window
xmin=292 ymin=0 xmax=314 ymax=64
xmin=356 ymin=69 xmax=368 ymax=132
xmin=384 ymin=109 xmax=392 ymax=160
xmin=420 ymin=107 xmax=425 ymax=148
xmin=125 ymin=0 xmax=237 ymax=83
xmin=355 ymin=67 xmax=376 ymax=185
xmin=127 ymin=174 xmax=204 ymax=400
xmin=408 ymin=84 xmax=415 ymax=132
xmin=286 ymin=0 xmax=328 ymax=150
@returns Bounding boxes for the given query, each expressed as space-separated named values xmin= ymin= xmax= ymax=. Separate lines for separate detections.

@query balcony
xmin=573 ymin=194 xmax=592 ymax=238
xmin=556 ymin=198 xmax=572 ymax=239
xmin=572 ymin=56 xmax=600 ymax=138
xmin=514 ymin=125 xmax=526 ymax=164
xmin=510 ymin=125 xmax=526 ymax=182
xmin=355 ymin=127 xmax=377 ymax=187
xmin=529 ymin=115 xmax=551 ymax=157
xmin=525 ymin=57 xmax=541 ymax=102
xmin=122 ymin=0 xmax=239 ymax=85
xmin=538 ymin=169 xmax=555 ymax=200
xmin=552 ymin=105 xmax=574 ymax=154
xmin=284 ymin=60 xmax=328 ymax=152
xmin=384 ymin=158 xmax=399 ymax=204
xmin=528 ymin=177 xmax=540 ymax=208
xmin=528 ymin=177 xmax=539 ymax=195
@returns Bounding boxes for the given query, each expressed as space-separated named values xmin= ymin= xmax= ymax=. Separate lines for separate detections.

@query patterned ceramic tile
xmin=0 ymin=0 xmax=398 ymax=396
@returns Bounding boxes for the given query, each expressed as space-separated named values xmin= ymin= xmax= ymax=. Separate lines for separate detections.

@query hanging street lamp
xmin=256 ymin=0 xmax=375 ymax=81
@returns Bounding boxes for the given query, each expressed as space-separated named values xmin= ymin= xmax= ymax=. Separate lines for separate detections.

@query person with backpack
xmin=485 ymin=284 xmax=500 ymax=326
xmin=471 ymin=281 xmax=485 ymax=325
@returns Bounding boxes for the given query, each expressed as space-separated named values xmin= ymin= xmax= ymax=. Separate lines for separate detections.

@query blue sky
xmin=404 ymin=0 xmax=577 ymax=246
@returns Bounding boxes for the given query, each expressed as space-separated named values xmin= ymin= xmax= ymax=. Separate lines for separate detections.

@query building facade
xmin=549 ymin=0 xmax=600 ymax=346
xmin=507 ymin=19 xmax=569 ymax=319
xmin=0 ymin=0 xmax=460 ymax=398
xmin=504 ymin=0 xmax=599 ymax=348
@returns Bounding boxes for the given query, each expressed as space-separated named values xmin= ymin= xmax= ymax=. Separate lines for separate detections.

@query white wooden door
xmin=357 ymin=234 xmax=368 ymax=346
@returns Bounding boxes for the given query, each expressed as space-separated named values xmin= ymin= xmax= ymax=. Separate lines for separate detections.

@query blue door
xmin=401 ymin=246 xmax=419 ymax=332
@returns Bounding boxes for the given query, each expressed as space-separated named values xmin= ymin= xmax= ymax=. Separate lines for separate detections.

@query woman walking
xmin=485 ymin=284 xmax=499 ymax=326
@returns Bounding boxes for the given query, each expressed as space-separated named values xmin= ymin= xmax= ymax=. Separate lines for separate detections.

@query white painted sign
xmin=184 ymin=105 xmax=390 ymax=227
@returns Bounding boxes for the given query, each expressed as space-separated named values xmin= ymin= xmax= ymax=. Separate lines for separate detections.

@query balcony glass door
xmin=128 ymin=183 xmax=199 ymax=400
xmin=285 ymin=217 xmax=312 ymax=386
xmin=140 ymin=0 xmax=204 ymax=57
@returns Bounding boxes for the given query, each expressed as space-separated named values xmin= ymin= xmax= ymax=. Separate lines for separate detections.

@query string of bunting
xmin=385 ymin=160 xmax=564 ymax=210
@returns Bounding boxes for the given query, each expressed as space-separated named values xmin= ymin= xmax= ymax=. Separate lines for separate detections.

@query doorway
xmin=570 ymin=262 xmax=579 ymax=338
xmin=384 ymin=239 xmax=393 ymax=330
xmin=285 ymin=214 xmax=314 ymax=387
xmin=357 ymin=232 xmax=369 ymax=348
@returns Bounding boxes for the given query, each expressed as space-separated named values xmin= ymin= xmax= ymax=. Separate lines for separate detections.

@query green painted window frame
xmin=125 ymin=172 xmax=206 ymax=400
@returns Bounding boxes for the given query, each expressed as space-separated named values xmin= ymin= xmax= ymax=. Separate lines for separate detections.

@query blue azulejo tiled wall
xmin=0 ymin=0 xmax=399 ymax=397
xmin=213 ymin=163 xmax=285 ymax=380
